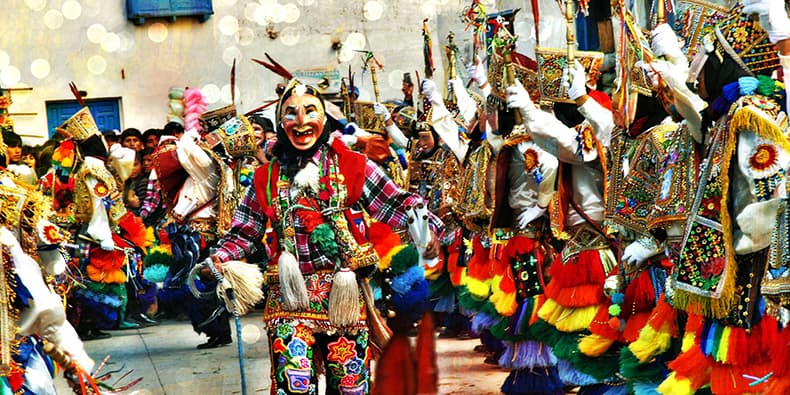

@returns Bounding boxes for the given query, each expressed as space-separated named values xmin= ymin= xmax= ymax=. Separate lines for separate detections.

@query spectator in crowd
xmin=162 ymin=121 xmax=184 ymax=139
xmin=102 ymin=129 xmax=120 ymax=150
xmin=140 ymin=147 xmax=155 ymax=174
xmin=3 ymin=130 xmax=23 ymax=164
xmin=143 ymin=128 xmax=161 ymax=149
xmin=121 ymin=128 xmax=144 ymax=151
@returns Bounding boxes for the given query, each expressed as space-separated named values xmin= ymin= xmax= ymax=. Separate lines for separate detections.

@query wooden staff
xmin=565 ymin=0 xmax=576 ymax=63
xmin=371 ymin=64 xmax=381 ymax=103
xmin=445 ymin=31 xmax=458 ymax=106
xmin=503 ymin=51 xmax=523 ymax=125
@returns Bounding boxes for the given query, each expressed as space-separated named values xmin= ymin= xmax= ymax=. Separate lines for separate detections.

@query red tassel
xmin=545 ymin=249 xmax=607 ymax=290
xmin=546 ymin=283 xmax=607 ymax=307
xmin=622 ymin=270 xmax=656 ymax=319
xmin=368 ymin=222 xmax=401 ymax=258
xmin=415 ymin=312 xmax=438 ymax=394
xmin=117 ymin=212 xmax=147 ymax=248
xmin=767 ymin=325 xmax=790 ymax=394
xmin=668 ymin=346 xmax=711 ymax=390
xmin=645 ymin=294 xmax=678 ymax=337
xmin=710 ymin=362 xmax=772 ymax=395
xmin=622 ymin=311 xmax=651 ymax=342
xmin=466 ymin=236 xmax=492 ymax=281
xmin=372 ymin=334 xmax=416 ymax=395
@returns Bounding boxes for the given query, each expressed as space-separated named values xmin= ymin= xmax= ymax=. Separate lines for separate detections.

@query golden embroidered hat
xmin=204 ymin=114 xmax=258 ymax=158
xmin=712 ymin=2 xmax=778 ymax=75
xmin=58 ymin=106 xmax=100 ymax=141
xmin=199 ymin=104 xmax=237 ymax=133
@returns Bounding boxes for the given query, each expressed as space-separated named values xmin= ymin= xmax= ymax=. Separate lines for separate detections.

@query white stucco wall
xmin=0 ymin=0 xmax=587 ymax=145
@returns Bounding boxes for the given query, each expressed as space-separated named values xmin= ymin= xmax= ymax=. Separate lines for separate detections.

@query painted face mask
xmin=280 ymin=85 xmax=326 ymax=152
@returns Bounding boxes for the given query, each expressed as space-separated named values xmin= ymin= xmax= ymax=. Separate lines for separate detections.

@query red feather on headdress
xmin=251 ymin=53 xmax=293 ymax=81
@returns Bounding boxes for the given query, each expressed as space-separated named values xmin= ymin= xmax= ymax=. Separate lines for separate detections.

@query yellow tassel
xmin=658 ymin=372 xmax=694 ymax=395
xmin=466 ymin=277 xmax=491 ymax=299
xmin=681 ymin=331 xmax=696 ymax=353
xmin=490 ymin=276 xmax=517 ymax=317
xmin=537 ymin=299 xmax=598 ymax=333
xmin=578 ymin=333 xmax=616 ymax=357
xmin=716 ymin=326 xmax=731 ymax=363
xmin=629 ymin=324 xmax=672 ymax=363
xmin=378 ymin=245 xmax=406 ymax=270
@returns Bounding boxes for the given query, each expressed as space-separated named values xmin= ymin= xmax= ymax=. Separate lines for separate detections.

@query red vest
xmin=252 ymin=138 xmax=369 ymax=254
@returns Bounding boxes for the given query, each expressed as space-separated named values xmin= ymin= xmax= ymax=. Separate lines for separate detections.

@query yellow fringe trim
xmin=424 ymin=267 xmax=442 ymax=281
xmin=658 ymin=372 xmax=694 ymax=395
xmin=629 ymin=323 xmax=672 ymax=363
xmin=377 ymin=245 xmax=406 ymax=270
xmin=466 ymin=277 xmax=492 ymax=299
xmin=537 ymin=298 xmax=598 ymax=333
xmin=578 ymin=333 xmax=616 ymax=357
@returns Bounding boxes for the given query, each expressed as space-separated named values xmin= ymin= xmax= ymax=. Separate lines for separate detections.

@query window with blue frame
xmin=126 ymin=0 xmax=214 ymax=25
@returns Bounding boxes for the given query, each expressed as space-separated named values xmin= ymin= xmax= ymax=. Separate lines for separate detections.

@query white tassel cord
xmin=278 ymin=251 xmax=310 ymax=311
xmin=328 ymin=268 xmax=360 ymax=327
xmin=216 ymin=261 xmax=265 ymax=316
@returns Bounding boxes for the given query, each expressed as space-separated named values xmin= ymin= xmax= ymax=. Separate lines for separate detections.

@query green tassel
xmin=756 ymin=75 xmax=777 ymax=97
xmin=567 ymin=344 xmax=621 ymax=380
xmin=390 ymin=245 xmax=419 ymax=274
xmin=457 ymin=286 xmax=486 ymax=311
xmin=489 ymin=317 xmax=509 ymax=339
xmin=429 ymin=272 xmax=454 ymax=297
xmin=310 ymin=224 xmax=339 ymax=257
xmin=619 ymin=346 xmax=665 ymax=383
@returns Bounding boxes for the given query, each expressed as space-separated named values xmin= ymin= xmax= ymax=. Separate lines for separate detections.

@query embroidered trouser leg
xmin=269 ymin=323 xmax=370 ymax=395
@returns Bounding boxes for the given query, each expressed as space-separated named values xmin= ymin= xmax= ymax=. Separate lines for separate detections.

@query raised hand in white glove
xmin=622 ymin=238 xmax=662 ymax=268
xmin=467 ymin=55 xmax=488 ymax=87
xmin=100 ymin=237 xmax=116 ymax=251
xmin=373 ymin=102 xmax=391 ymax=121
xmin=637 ymin=59 xmax=687 ymax=91
xmin=561 ymin=60 xmax=588 ymax=101
xmin=421 ymin=79 xmax=437 ymax=101
xmin=650 ymin=23 xmax=686 ymax=67
xmin=506 ymin=79 xmax=536 ymax=121
xmin=743 ymin=0 xmax=790 ymax=44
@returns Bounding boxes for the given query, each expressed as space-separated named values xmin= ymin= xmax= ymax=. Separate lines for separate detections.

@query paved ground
xmin=53 ymin=312 xmax=508 ymax=394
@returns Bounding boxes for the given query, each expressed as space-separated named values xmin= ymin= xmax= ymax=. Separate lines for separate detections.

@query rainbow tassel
xmin=578 ymin=333 xmax=617 ymax=357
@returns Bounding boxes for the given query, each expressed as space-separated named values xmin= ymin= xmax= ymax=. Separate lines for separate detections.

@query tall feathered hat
xmin=58 ymin=83 xmax=101 ymax=142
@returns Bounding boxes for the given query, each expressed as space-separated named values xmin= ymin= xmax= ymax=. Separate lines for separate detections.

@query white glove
xmin=622 ymin=238 xmax=662 ymax=268
xmin=743 ymin=0 xmax=790 ymax=44
xmin=373 ymin=102 xmax=391 ymax=121
xmin=0 ymin=227 xmax=16 ymax=248
xmin=100 ymin=237 xmax=115 ymax=251
xmin=467 ymin=55 xmax=488 ymax=87
xmin=421 ymin=79 xmax=437 ymax=102
xmin=506 ymin=79 xmax=537 ymax=121
xmin=650 ymin=23 xmax=686 ymax=67
xmin=448 ymin=78 xmax=463 ymax=95
xmin=517 ymin=206 xmax=545 ymax=230
xmin=604 ymin=274 xmax=621 ymax=295
xmin=561 ymin=60 xmax=587 ymax=101
xmin=637 ymin=59 xmax=687 ymax=91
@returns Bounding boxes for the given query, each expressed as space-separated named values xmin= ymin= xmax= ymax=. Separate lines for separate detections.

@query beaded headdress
xmin=204 ymin=115 xmax=258 ymax=159
xmin=199 ymin=104 xmax=237 ymax=134
xmin=58 ymin=106 xmax=100 ymax=142
xmin=710 ymin=2 xmax=779 ymax=75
